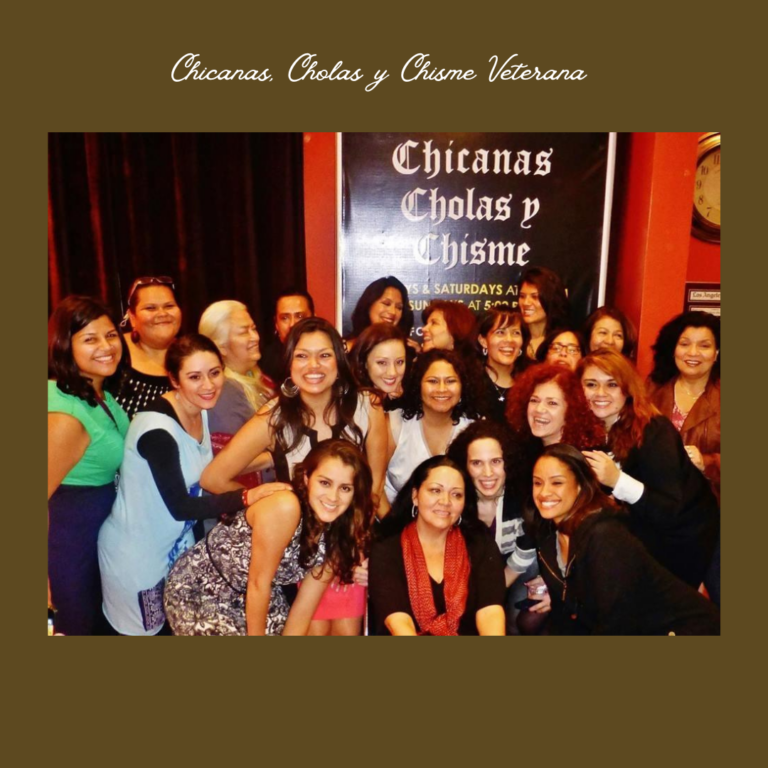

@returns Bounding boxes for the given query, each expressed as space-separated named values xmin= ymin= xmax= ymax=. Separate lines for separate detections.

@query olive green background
xmin=17 ymin=0 xmax=752 ymax=761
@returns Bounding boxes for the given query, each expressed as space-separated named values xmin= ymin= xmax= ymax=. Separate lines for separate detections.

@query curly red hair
xmin=505 ymin=363 xmax=605 ymax=449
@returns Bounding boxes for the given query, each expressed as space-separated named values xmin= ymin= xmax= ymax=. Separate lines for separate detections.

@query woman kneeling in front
xmin=529 ymin=444 xmax=719 ymax=635
xmin=370 ymin=456 xmax=506 ymax=636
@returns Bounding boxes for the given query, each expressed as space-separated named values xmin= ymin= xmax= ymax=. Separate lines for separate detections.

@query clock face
xmin=694 ymin=147 xmax=721 ymax=227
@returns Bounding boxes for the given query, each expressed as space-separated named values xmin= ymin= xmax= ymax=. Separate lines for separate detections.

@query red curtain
xmin=48 ymin=133 xmax=307 ymax=335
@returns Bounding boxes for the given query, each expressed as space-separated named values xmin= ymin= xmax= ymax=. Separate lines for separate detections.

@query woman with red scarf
xmin=369 ymin=456 xmax=505 ymax=636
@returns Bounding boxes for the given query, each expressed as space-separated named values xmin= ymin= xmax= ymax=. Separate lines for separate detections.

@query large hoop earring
xmin=454 ymin=515 xmax=463 ymax=527
xmin=281 ymin=377 xmax=300 ymax=398
xmin=412 ymin=505 xmax=418 ymax=519
xmin=481 ymin=347 xmax=488 ymax=357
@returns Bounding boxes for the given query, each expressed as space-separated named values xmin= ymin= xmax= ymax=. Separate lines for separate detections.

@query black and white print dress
xmin=163 ymin=511 xmax=325 ymax=635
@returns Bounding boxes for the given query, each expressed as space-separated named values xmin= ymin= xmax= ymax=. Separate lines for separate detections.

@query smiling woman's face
xmin=223 ymin=308 xmax=261 ymax=374
xmin=466 ymin=438 xmax=506 ymax=499
xmin=307 ymin=457 xmax=355 ymax=524
xmin=422 ymin=310 xmax=453 ymax=351
xmin=368 ymin=287 xmax=404 ymax=327
xmin=527 ymin=381 xmax=567 ymax=446
xmin=479 ymin=317 xmax=523 ymax=368
xmin=674 ymin=326 xmax=718 ymax=381
xmin=412 ymin=465 xmax=466 ymax=532
xmin=420 ymin=360 xmax=461 ymax=415
xmin=172 ymin=351 xmax=224 ymax=411
xmin=532 ymin=456 xmax=581 ymax=526
xmin=365 ymin=339 xmax=406 ymax=394
xmin=129 ymin=285 xmax=182 ymax=349
xmin=290 ymin=331 xmax=338 ymax=396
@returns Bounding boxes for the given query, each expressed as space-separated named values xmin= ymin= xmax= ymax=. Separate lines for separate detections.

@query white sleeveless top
xmin=384 ymin=410 xmax=473 ymax=503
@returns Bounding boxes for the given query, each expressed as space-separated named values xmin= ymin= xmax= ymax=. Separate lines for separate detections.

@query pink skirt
xmin=310 ymin=579 xmax=366 ymax=621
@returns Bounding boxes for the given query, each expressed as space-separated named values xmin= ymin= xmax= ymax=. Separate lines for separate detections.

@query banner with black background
xmin=340 ymin=132 xmax=615 ymax=338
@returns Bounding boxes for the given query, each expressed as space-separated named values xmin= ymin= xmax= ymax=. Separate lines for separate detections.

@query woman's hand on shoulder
xmin=245 ymin=482 xmax=292 ymax=507
xmin=247 ymin=488 xmax=300 ymax=526
xmin=582 ymin=450 xmax=621 ymax=489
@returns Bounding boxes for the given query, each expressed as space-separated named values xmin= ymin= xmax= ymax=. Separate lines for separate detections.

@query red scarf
xmin=401 ymin=521 xmax=470 ymax=636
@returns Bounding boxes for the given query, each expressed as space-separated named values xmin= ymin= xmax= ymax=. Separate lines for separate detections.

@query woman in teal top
xmin=48 ymin=296 xmax=130 ymax=635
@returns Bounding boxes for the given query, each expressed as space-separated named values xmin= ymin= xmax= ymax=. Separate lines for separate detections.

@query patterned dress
xmin=163 ymin=511 xmax=325 ymax=635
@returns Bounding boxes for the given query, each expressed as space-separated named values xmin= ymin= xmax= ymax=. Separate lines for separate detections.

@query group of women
xmin=48 ymin=267 xmax=721 ymax=636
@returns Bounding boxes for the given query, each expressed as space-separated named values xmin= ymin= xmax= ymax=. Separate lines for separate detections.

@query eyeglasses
xmin=550 ymin=343 xmax=581 ymax=356
xmin=126 ymin=276 xmax=175 ymax=306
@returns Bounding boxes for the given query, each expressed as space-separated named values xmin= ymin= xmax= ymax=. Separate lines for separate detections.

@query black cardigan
xmin=618 ymin=416 xmax=719 ymax=588
xmin=535 ymin=509 xmax=719 ymax=635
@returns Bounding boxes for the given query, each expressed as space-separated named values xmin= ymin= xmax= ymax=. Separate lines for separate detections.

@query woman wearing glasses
xmin=535 ymin=329 xmax=588 ymax=372
xmin=114 ymin=276 xmax=182 ymax=418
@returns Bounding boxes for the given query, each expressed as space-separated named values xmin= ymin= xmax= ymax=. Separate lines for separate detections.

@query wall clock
xmin=692 ymin=132 xmax=720 ymax=244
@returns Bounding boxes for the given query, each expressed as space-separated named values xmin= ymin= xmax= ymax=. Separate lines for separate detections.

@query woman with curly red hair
xmin=578 ymin=348 xmax=719 ymax=588
xmin=504 ymin=364 xmax=605 ymax=524
xmin=505 ymin=364 xmax=605 ymax=454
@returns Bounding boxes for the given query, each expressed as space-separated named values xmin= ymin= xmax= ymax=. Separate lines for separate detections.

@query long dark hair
xmin=350 ymin=322 xmax=407 ymax=394
xmin=519 ymin=266 xmax=572 ymax=333
xmin=350 ymin=276 xmax=414 ymax=337
xmin=399 ymin=349 xmax=483 ymax=423
xmin=273 ymin=317 xmax=362 ymax=453
xmin=649 ymin=311 xmax=721 ymax=386
xmin=48 ymin=295 xmax=121 ymax=406
xmin=525 ymin=443 xmax=616 ymax=537
xmin=377 ymin=455 xmax=481 ymax=540
xmin=293 ymin=440 xmax=374 ymax=583
xmin=583 ymin=306 xmax=637 ymax=360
